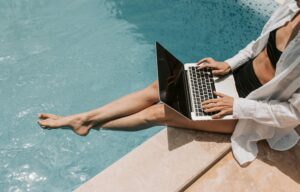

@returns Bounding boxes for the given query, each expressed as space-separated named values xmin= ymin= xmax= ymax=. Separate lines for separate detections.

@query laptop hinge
xmin=183 ymin=69 xmax=192 ymax=119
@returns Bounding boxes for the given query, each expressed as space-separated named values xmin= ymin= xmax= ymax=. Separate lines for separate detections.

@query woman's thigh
xmin=154 ymin=104 xmax=238 ymax=134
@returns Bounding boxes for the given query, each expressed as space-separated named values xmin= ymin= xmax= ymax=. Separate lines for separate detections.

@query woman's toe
xmin=38 ymin=113 xmax=61 ymax=120
xmin=37 ymin=120 xmax=47 ymax=128
xmin=38 ymin=119 xmax=57 ymax=128
xmin=38 ymin=113 xmax=50 ymax=119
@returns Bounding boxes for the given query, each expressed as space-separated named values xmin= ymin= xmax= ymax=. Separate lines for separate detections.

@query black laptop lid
xmin=155 ymin=42 xmax=191 ymax=119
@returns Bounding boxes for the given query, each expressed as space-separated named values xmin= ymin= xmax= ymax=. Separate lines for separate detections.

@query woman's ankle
xmin=80 ymin=112 xmax=98 ymax=127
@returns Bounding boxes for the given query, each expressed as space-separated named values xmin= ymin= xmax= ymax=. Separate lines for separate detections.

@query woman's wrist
xmin=223 ymin=62 xmax=232 ymax=73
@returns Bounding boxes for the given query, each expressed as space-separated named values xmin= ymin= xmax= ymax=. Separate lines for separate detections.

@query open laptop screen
xmin=155 ymin=42 xmax=191 ymax=118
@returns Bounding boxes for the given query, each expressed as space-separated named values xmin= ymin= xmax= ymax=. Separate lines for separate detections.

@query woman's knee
xmin=199 ymin=119 xmax=237 ymax=134
xmin=143 ymin=81 xmax=159 ymax=103
xmin=142 ymin=104 xmax=167 ymax=124
xmin=219 ymin=120 xmax=237 ymax=134
xmin=147 ymin=80 xmax=159 ymax=93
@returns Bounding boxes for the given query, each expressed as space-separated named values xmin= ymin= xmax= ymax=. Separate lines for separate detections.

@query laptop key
xmin=189 ymin=66 xmax=218 ymax=116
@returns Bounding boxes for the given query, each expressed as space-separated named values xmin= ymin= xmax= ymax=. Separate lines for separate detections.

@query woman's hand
xmin=201 ymin=91 xmax=234 ymax=119
xmin=197 ymin=57 xmax=231 ymax=76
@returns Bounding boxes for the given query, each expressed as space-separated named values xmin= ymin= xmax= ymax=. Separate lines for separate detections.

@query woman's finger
xmin=213 ymin=91 xmax=228 ymax=97
xmin=212 ymin=69 xmax=224 ymax=75
xmin=198 ymin=62 xmax=219 ymax=70
xmin=202 ymin=102 xmax=224 ymax=109
xmin=204 ymin=106 xmax=223 ymax=113
xmin=202 ymin=103 xmax=215 ymax=109
xmin=197 ymin=57 xmax=213 ymax=64
xmin=212 ymin=110 xmax=228 ymax=119
xmin=201 ymin=98 xmax=220 ymax=105
xmin=202 ymin=102 xmax=220 ymax=109
xmin=202 ymin=102 xmax=215 ymax=108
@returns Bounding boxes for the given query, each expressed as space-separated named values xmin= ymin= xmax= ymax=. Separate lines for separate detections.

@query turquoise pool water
xmin=0 ymin=0 xmax=277 ymax=191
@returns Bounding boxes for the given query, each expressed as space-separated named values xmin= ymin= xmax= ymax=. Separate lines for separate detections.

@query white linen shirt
xmin=224 ymin=0 xmax=300 ymax=165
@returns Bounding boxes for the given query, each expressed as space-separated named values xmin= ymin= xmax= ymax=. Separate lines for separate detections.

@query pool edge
xmin=74 ymin=127 xmax=231 ymax=192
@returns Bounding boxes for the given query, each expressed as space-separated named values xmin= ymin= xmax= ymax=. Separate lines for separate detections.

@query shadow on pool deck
xmin=166 ymin=127 xmax=230 ymax=151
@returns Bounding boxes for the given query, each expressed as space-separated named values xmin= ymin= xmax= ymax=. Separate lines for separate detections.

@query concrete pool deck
xmin=185 ymin=129 xmax=300 ymax=192
xmin=74 ymin=127 xmax=232 ymax=192
xmin=75 ymin=127 xmax=300 ymax=192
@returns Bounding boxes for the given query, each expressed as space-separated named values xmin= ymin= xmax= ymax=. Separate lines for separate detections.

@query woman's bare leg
xmin=38 ymin=80 xmax=237 ymax=135
xmin=100 ymin=104 xmax=238 ymax=134
xmin=37 ymin=81 xmax=160 ymax=135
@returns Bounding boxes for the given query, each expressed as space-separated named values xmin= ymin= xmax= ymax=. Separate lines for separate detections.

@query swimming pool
xmin=0 ymin=0 xmax=277 ymax=191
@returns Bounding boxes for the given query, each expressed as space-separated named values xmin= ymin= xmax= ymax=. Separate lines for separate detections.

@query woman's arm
xmin=197 ymin=57 xmax=232 ymax=76
xmin=233 ymin=90 xmax=300 ymax=128
xmin=201 ymin=89 xmax=300 ymax=128
xmin=224 ymin=40 xmax=256 ymax=71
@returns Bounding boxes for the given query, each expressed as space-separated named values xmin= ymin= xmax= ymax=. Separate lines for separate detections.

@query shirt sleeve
xmin=224 ymin=40 xmax=256 ymax=71
xmin=232 ymin=90 xmax=300 ymax=128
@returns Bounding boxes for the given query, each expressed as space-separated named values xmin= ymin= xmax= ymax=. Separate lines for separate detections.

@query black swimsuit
xmin=233 ymin=29 xmax=282 ymax=98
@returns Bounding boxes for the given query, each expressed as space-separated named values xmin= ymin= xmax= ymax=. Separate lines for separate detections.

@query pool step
xmin=74 ymin=127 xmax=231 ymax=192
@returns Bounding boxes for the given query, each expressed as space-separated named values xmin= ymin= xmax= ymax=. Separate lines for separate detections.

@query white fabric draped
xmin=224 ymin=0 xmax=300 ymax=165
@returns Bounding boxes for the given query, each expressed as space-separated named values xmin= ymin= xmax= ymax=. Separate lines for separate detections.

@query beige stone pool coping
xmin=75 ymin=126 xmax=300 ymax=192
xmin=185 ymin=138 xmax=300 ymax=192
xmin=74 ymin=127 xmax=232 ymax=192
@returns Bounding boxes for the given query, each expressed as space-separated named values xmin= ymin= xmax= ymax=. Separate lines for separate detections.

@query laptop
xmin=155 ymin=42 xmax=239 ymax=120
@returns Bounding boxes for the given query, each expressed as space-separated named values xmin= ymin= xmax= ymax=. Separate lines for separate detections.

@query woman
xmin=38 ymin=0 xmax=300 ymax=164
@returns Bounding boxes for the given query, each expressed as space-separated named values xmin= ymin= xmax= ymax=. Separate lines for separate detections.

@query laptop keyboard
xmin=188 ymin=66 xmax=217 ymax=116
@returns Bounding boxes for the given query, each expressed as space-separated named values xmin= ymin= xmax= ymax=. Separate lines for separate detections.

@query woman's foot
xmin=37 ymin=113 xmax=93 ymax=136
